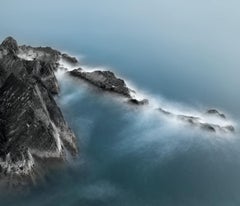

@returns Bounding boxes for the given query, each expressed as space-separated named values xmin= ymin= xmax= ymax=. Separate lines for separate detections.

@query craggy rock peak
xmin=0 ymin=37 xmax=78 ymax=186
xmin=1 ymin=37 xmax=18 ymax=54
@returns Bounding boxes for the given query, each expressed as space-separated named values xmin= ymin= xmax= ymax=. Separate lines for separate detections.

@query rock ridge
xmin=0 ymin=36 xmax=78 ymax=186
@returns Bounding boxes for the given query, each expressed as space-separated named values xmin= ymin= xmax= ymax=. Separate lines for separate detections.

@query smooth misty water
xmin=2 ymin=76 xmax=240 ymax=206
xmin=1 ymin=0 xmax=240 ymax=205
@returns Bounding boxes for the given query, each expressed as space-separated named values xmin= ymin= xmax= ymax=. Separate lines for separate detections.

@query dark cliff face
xmin=0 ymin=37 xmax=78 ymax=186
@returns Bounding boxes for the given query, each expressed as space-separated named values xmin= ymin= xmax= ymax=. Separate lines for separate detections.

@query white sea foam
xmin=0 ymin=151 xmax=35 ymax=175
xmin=58 ymin=57 xmax=80 ymax=71
xmin=17 ymin=48 xmax=46 ymax=61
xmin=55 ymin=56 xmax=237 ymax=134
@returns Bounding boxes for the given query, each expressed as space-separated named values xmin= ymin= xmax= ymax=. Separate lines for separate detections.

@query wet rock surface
xmin=127 ymin=98 xmax=149 ymax=105
xmin=206 ymin=109 xmax=226 ymax=119
xmin=68 ymin=69 xmax=151 ymax=107
xmin=158 ymin=108 xmax=235 ymax=133
xmin=68 ymin=63 xmax=235 ymax=134
xmin=62 ymin=53 xmax=78 ymax=65
xmin=69 ymin=69 xmax=132 ymax=98
xmin=0 ymin=37 xmax=78 ymax=186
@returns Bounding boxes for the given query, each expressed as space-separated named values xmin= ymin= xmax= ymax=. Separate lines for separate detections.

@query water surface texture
xmin=0 ymin=1 xmax=240 ymax=206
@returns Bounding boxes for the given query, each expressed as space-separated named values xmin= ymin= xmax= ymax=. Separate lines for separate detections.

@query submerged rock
xmin=158 ymin=108 xmax=173 ymax=116
xmin=206 ymin=109 xmax=226 ymax=119
xmin=200 ymin=123 xmax=216 ymax=132
xmin=158 ymin=107 xmax=235 ymax=133
xmin=0 ymin=37 xmax=78 ymax=186
xmin=224 ymin=125 xmax=235 ymax=132
xmin=128 ymin=98 xmax=149 ymax=105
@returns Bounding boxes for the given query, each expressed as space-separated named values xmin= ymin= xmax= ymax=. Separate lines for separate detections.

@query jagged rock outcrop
xmin=206 ymin=109 xmax=226 ymax=119
xmin=68 ymin=65 xmax=235 ymax=134
xmin=18 ymin=45 xmax=61 ymax=62
xmin=62 ymin=53 xmax=78 ymax=65
xmin=68 ymin=68 xmax=149 ymax=106
xmin=127 ymin=98 xmax=149 ymax=105
xmin=69 ymin=69 xmax=132 ymax=97
xmin=158 ymin=108 xmax=235 ymax=133
xmin=0 ymin=36 xmax=236 ymax=187
xmin=0 ymin=37 xmax=78 ymax=186
xmin=0 ymin=37 xmax=18 ymax=54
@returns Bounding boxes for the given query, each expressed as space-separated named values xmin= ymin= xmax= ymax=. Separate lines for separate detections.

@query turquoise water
xmin=1 ymin=0 xmax=240 ymax=205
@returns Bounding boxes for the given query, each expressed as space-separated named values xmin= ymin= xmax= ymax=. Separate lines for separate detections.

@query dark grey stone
xmin=158 ymin=107 xmax=235 ymax=133
xmin=206 ymin=109 xmax=226 ymax=119
xmin=0 ymin=37 xmax=78 ymax=186
xmin=69 ymin=69 xmax=131 ymax=98
xmin=128 ymin=98 xmax=149 ymax=105
xmin=62 ymin=53 xmax=78 ymax=65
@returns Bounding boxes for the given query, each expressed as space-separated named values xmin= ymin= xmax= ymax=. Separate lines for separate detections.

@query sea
xmin=0 ymin=0 xmax=240 ymax=205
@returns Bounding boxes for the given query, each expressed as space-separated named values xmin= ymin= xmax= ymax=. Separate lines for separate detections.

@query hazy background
xmin=0 ymin=0 xmax=239 ymax=117
xmin=0 ymin=1 xmax=240 ymax=206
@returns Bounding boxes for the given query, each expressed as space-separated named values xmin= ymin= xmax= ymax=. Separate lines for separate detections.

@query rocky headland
xmin=0 ymin=37 xmax=78 ymax=187
xmin=0 ymin=36 xmax=236 ymax=187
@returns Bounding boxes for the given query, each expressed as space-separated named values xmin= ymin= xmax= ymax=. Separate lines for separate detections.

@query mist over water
xmin=1 ymin=0 xmax=240 ymax=117
xmin=0 ymin=70 xmax=239 ymax=206
xmin=0 ymin=0 xmax=240 ymax=205
xmin=3 ymin=73 xmax=240 ymax=206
